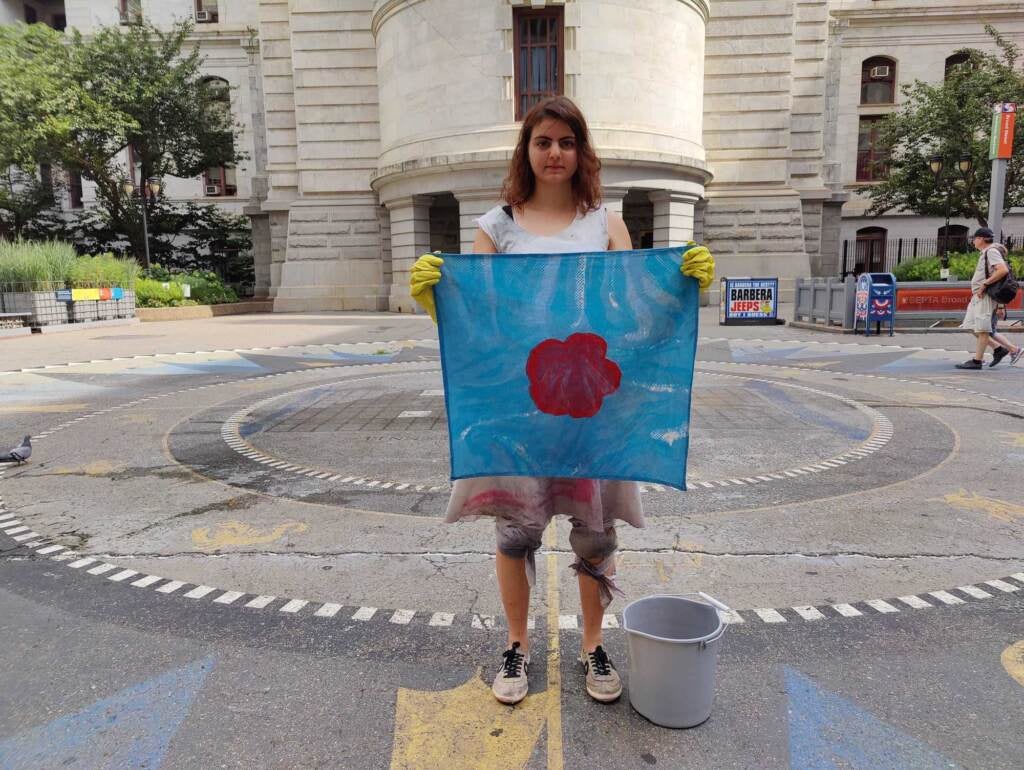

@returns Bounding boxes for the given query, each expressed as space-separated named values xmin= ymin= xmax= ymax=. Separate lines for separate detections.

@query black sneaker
xmin=990 ymin=347 xmax=1010 ymax=367
xmin=955 ymin=359 xmax=983 ymax=370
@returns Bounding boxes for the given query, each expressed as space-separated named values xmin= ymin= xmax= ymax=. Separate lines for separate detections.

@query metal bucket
xmin=622 ymin=593 xmax=730 ymax=728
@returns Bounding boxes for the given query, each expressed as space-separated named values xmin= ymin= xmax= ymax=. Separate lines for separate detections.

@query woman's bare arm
xmin=607 ymin=211 xmax=633 ymax=250
xmin=473 ymin=228 xmax=498 ymax=254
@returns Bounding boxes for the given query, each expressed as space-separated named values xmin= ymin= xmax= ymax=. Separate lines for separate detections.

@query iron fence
xmin=839 ymin=233 xmax=1024 ymax=277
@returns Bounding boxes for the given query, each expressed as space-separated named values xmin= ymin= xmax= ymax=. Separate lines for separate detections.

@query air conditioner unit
xmin=206 ymin=184 xmax=222 ymax=196
xmin=870 ymin=66 xmax=891 ymax=79
xmin=195 ymin=10 xmax=211 ymax=22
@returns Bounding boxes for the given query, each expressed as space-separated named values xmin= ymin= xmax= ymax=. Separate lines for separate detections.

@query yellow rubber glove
xmin=680 ymin=242 xmax=715 ymax=291
xmin=409 ymin=252 xmax=444 ymax=322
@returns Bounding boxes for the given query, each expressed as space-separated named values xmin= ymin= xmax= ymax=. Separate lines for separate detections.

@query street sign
xmin=989 ymin=102 xmax=1016 ymax=160
xmin=719 ymin=277 xmax=779 ymax=325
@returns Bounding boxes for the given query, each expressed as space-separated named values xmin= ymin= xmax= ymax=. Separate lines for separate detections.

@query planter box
xmin=68 ymin=300 xmax=99 ymax=322
xmin=0 ymin=291 xmax=69 ymax=326
xmin=116 ymin=289 xmax=136 ymax=319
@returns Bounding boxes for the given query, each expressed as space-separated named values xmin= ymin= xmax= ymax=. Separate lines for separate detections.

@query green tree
xmin=0 ymin=167 xmax=60 ymax=238
xmin=0 ymin=20 xmax=243 ymax=263
xmin=867 ymin=26 xmax=1024 ymax=227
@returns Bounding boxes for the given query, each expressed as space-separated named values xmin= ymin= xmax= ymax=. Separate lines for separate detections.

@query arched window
xmin=938 ymin=224 xmax=969 ymax=254
xmin=861 ymin=57 xmax=896 ymax=105
xmin=855 ymin=227 xmax=888 ymax=274
xmin=201 ymin=77 xmax=236 ymax=197
xmin=944 ymin=52 xmax=971 ymax=79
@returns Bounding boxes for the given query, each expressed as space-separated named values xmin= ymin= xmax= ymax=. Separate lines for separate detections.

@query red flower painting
xmin=525 ymin=333 xmax=622 ymax=418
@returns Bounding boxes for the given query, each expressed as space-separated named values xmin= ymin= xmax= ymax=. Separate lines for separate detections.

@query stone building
xmin=4 ymin=0 xmax=1023 ymax=307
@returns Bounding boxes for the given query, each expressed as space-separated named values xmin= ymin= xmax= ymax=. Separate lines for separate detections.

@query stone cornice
xmin=371 ymin=148 xmax=710 ymax=189
xmin=373 ymin=0 xmax=708 ymax=37
xmin=831 ymin=3 xmax=1023 ymax=26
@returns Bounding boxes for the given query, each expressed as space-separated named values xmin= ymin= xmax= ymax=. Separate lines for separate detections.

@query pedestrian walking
xmin=956 ymin=228 xmax=1012 ymax=370
xmin=987 ymin=304 xmax=1023 ymax=367
xmin=409 ymin=95 xmax=715 ymax=705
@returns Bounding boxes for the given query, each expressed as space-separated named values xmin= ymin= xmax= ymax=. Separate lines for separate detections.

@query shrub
xmin=135 ymin=277 xmax=197 ymax=308
xmin=140 ymin=264 xmax=238 ymax=305
xmin=892 ymin=251 xmax=1024 ymax=281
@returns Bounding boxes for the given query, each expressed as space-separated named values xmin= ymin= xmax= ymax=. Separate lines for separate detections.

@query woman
xmin=410 ymin=96 xmax=715 ymax=705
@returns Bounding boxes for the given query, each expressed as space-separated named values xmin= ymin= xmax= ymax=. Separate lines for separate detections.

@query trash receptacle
xmin=854 ymin=272 xmax=896 ymax=336
xmin=621 ymin=593 xmax=730 ymax=729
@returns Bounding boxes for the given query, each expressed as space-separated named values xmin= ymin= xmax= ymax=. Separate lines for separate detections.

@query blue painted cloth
xmin=435 ymin=246 xmax=698 ymax=491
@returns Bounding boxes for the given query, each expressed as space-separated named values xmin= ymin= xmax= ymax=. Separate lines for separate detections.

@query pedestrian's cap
xmin=973 ymin=227 xmax=994 ymax=239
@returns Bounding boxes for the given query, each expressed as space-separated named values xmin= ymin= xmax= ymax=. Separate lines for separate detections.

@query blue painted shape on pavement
xmin=168 ymin=357 xmax=266 ymax=374
xmin=328 ymin=349 xmax=399 ymax=363
xmin=747 ymin=380 xmax=869 ymax=441
xmin=729 ymin=343 xmax=808 ymax=363
xmin=0 ymin=656 xmax=214 ymax=770
xmin=785 ymin=667 xmax=957 ymax=770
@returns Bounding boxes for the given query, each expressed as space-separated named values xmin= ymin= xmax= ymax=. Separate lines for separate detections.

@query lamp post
xmin=929 ymin=154 xmax=973 ymax=280
xmin=122 ymin=176 xmax=161 ymax=270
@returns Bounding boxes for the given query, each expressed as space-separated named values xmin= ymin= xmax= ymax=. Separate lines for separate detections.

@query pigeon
xmin=0 ymin=436 xmax=31 ymax=464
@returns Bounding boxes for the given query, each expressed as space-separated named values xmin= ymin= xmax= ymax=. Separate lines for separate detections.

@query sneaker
xmin=580 ymin=646 xmax=622 ymax=703
xmin=1011 ymin=348 xmax=1024 ymax=367
xmin=492 ymin=642 xmax=529 ymax=704
xmin=955 ymin=359 xmax=983 ymax=370
xmin=990 ymin=347 xmax=1010 ymax=367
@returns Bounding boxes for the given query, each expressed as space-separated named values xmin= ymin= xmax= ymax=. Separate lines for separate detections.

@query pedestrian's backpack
xmin=984 ymin=244 xmax=1020 ymax=304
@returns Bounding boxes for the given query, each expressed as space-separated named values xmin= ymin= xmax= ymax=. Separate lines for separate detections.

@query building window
xmin=194 ymin=0 xmax=219 ymax=23
xmin=201 ymin=77 xmax=235 ymax=196
xmin=944 ymin=52 xmax=971 ymax=79
xmin=856 ymin=116 xmax=889 ymax=182
xmin=52 ymin=13 xmax=67 ymax=31
xmin=126 ymin=144 xmax=139 ymax=186
xmin=120 ymin=0 xmax=141 ymax=23
xmin=24 ymin=4 xmax=38 ymax=23
xmin=68 ymin=170 xmax=83 ymax=209
xmin=938 ymin=224 xmax=969 ymax=254
xmin=855 ymin=227 xmax=887 ymax=274
xmin=513 ymin=7 xmax=564 ymax=120
xmin=203 ymin=165 xmax=237 ymax=197
xmin=860 ymin=56 xmax=896 ymax=105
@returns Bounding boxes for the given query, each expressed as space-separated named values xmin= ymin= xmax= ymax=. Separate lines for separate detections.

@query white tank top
xmin=475 ymin=204 xmax=610 ymax=254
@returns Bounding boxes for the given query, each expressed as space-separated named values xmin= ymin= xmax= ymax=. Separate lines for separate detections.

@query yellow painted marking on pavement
xmin=387 ymin=527 xmax=560 ymax=769
xmin=678 ymin=539 xmax=705 ymax=569
xmin=544 ymin=522 xmax=564 ymax=770
xmin=50 ymin=460 xmax=125 ymax=476
xmin=997 ymin=432 xmax=1024 ymax=448
xmin=300 ymin=361 xmax=339 ymax=368
xmin=0 ymin=403 xmax=88 ymax=414
xmin=936 ymin=489 xmax=1024 ymax=523
xmin=655 ymin=559 xmax=670 ymax=584
xmin=191 ymin=520 xmax=308 ymax=550
xmin=1002 ymin=640 xmax=1024 ymax=688
xmin=389 ymin=670 xmax=548 ymax=769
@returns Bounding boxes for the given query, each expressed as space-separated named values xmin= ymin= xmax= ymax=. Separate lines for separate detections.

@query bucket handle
xmin=685 ymin=593 xmax=732 ymax=650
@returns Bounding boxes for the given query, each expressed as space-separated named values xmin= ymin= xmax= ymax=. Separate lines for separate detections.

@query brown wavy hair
xmin=502 ymin=96 xmax=602 ymax=213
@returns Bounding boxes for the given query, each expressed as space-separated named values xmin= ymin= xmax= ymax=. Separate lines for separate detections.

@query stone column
xmin=385 ymin=195 xmax=433 ymax=314
xmin=455 ymin=190 xmax=501 ymax=253
xmin=650 ymin=191 xmax=699 ymax=247
xmin=602 ymin=187 xmax=628 ymax=216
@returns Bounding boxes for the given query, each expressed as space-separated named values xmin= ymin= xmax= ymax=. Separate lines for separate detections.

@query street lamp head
xmin=928 ymin=155 xmax=944 ymax=178
xmin=957 ymin=154 xmax=973 ymax=175
xmin=122 ymin=178 xmax=136 ymax=197
xmin=146 ymin=177 xmax=161 ymax=198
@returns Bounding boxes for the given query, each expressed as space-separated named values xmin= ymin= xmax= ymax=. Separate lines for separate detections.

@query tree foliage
xmin=867 ymin=26 xmax=1024 ymax=226
xmin=0 ymin=20 xmax=245 ymax=263
xmin=0 ymin=166 xmax=60 ymax=238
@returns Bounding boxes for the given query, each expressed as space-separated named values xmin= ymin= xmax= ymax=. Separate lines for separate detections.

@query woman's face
xmin=527 ymin=118 xmax=578 ymax=187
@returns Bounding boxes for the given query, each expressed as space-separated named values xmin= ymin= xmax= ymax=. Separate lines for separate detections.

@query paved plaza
xmin=1 ymin=310 xmax=1023 ymax=768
